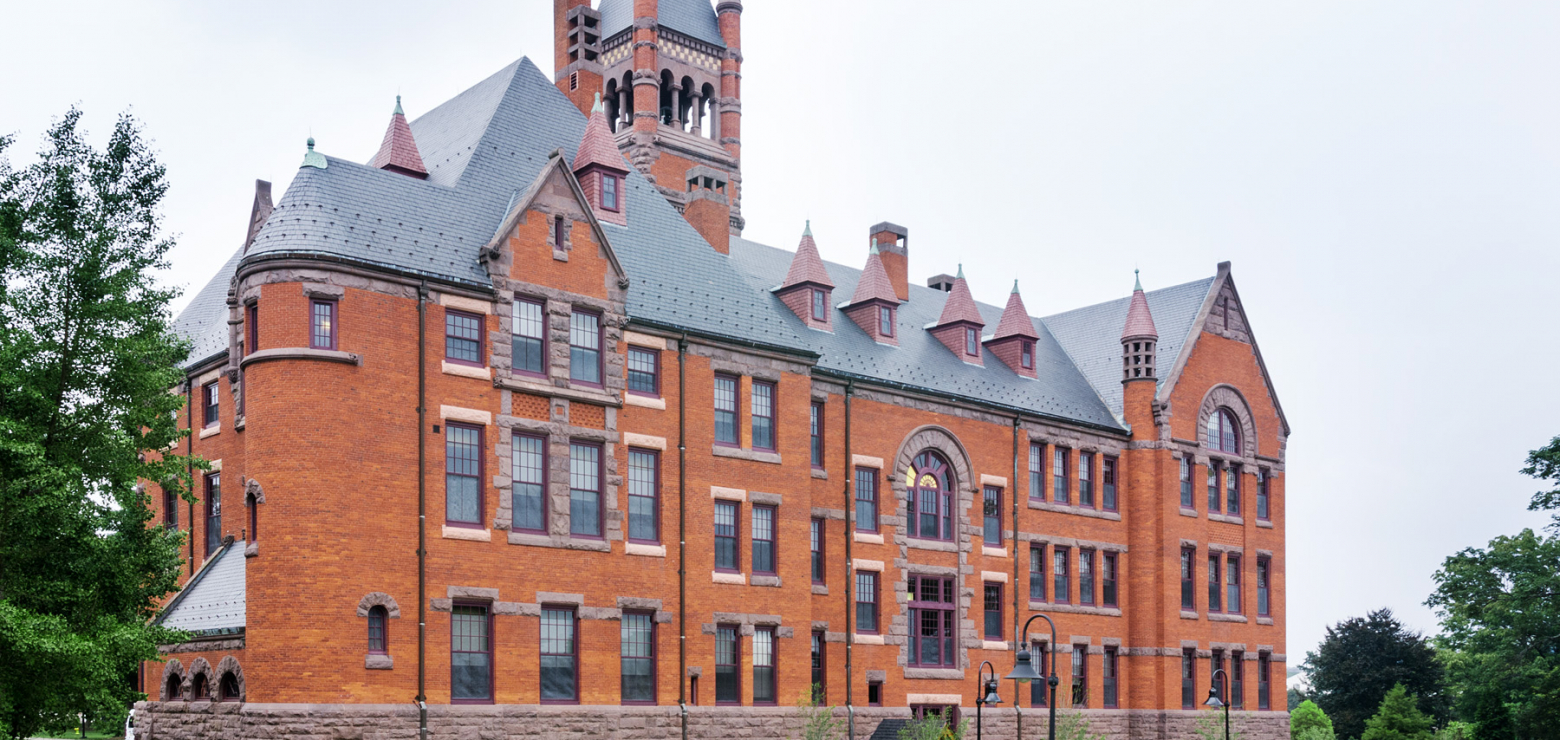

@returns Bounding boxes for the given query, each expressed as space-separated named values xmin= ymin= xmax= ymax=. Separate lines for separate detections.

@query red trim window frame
xmin=982 ymin=485 xmax=1002 ymax=545
xmin=1079 ymin=548 xmax=1096 ymax=606
xmin=751 ymin=504 xmax=777 ymax=576
xmin=983 ymin=582 xmax=1003 ymax=640
xmin=867 ymin=680 xmax=883 ymax=706
xmin=626 ymin=448 xmax=660 ymax=544
xmin=204 ymin=472 xmax=221 ymax=558
xmin=627 ymin=346 xmax=660 ymax=397
xmin=1232 ymin=650 xmax=1245 ymax=709
xmin=1102 ymin=551 xmax=1119 ymax=607
xmin=1182 ymin=648 xmax=1197 ymax=709
xmin=451 ymin=601 xmax=494 ymax=704
xmin=750 ymin=380 xmax=776 ymax=452
xmin=1103 ymin=646 xmax=1119 ymax=708
xmin=854 ymin=467 xmax=879 ymax=533
xmin=713 ymin=373 xmax=740 ymax=447
xmin=511 ymin=432 xmax=548 ymax=534
xmin=553 ymin=216 xmax=566 ymax=251
xmin=164 ymin=487 xmax=179 ymax=530
xmin=367 ymin=605 xmax=389 ymax=654
xmin=1208 ymin=553 xmax=1223 ymax=613
xmin=907 ymin=451 xmax=954 ymax=541
xmin=1210 ymin=407 xmax=1241 ymax=454
xmin=1227 ymin=553 xmax=1243 ymax=615
xmin=1029 ymin=642 xmax=1051 ymax=707
xmin=444 ymin=308 xmax=484 ymax=367
xmin=855 ymin=570 xmax=879 ymax=634
xmin=811 ymin=630 xmax=827 ymax=705
xmin=247 ymin=492 xmax=258 ymax=543
xmin=908 ymin=575 xmax=956 ymax=668
xmin=1102 ymin=456 xmax=1118 ymax=512
xmin=715 ymin=624 xmax=740 ymax=705
xmin=1179 ymin=456 xmax=1194 ymax=509
xmin=601 ymin=173 xmax=621 ymax=212
xmin=444 ymin=422 xmax=484 ymax=528
xmin=568 ymin=309 xmax=603 ymax=387
xmin=1256 ymin=468 xmax=1271 ymax=522
xmin=202 ymin=380 xmax=219 ymax=428
xmin=810 ymin=288 xmax=827 ymax=321
xmin=245 ymin=302 xmax=258 ymax=355
xmin=1079 ymin=451 xmax=1094 ymax=508
xmin=1071 ymin=644 xmax=1089 ymax=708
xmin=1053 ymin=546 xmax=1071 ymax=605
xmin=1257 ymin=556 xmax=1272 ymax=617
xmin=568 ymin=440 xmax=604 ymax=539
xmin=964 ymin=326 xmax=979 ymax=356
xmin=1021 ymin=340 xmax=1033 ymax=369
xmin=1227 ymin=463 xmax=1242 ymax=516
xmin=511 ymin=297 xmax=547 ymax=378
xmin=1207 ymin=462 xmax=1222 ymax=514
xmin=810 ymin=401 xmax=824 ymax=469
xmin=1053 ymin=447 xmax=1070 ymax=505
xmin=878 ymin=305 xmax=894 ymax=337
xmin=620 ymin=609 xmax=656 ymax=705
xmin=1180 ymin=547 xmax=1196 ymax=611
xmin=540 ymin=605 xmax=578 ymax=704
xmin=753 ymin=626 xmax=777 ymax=706
xmin=810 ymin=517 xmax=825 ymax=585
xmin=310 ymin=299 xmax=337 ymax=350
xmin=1258 ymin=653 xmax=1271 ymax=710
xmin=1029 ymin=442 xmax=1044 ymax=501
xmin=713 ymin=500 xmax=740 ymax=573
xmin=1029 ymin=543 xmax=1046 ymax=602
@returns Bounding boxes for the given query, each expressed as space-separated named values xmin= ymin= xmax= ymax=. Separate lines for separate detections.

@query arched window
xmin=166 ymin=672 xmax=183 ymax=701
xmin=368 ymin=605 xmax=388 ymax=654
xmin=906 ymin=451 xmax=954 ymax=540
xmin=1208 ymin=408 xmax=1240 ymax=454
xmin=218 ymin=672 xmax=240 ymax=702
xmin=191 ymin=673 xmax=208 ymax=700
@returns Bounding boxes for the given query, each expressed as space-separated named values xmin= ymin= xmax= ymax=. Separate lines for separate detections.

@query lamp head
xmin=982 ymin=679 xmax=1002 ymax=706
xmin=1003 ymin=648 xmax=1042 ymax=684
xmin=1204 ymin=686 xmax=1225 ymax=708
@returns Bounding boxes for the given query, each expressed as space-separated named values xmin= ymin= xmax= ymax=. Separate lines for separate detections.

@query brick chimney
xmin=869 ymin=222 xmax=909 ymax=301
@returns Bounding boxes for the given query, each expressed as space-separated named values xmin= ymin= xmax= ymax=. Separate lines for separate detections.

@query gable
xmin=484 ymin=153 xmax=627 ymax=301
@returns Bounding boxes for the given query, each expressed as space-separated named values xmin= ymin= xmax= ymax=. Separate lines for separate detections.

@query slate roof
xmin=934 ymin=271 xmax=985 ymax=327
xmin=172 ymin=246 xmax=239 ymax=368
xmin=848 ymin=248 xmax=900 ymax=306
xmin=993 ymin=283 xmax=1039 ymax=340
xmin=599 ymin=0 xmax=726 ymax=48
xmin=156 ymin=541 xmax=245 ymax=633
xmin=369 ymin=96 xmax=428 ymax=177
xmin=779 ymin=225 xmax=833 ymax=289
xmin=1122 ymin=286 xmax=1159 ymax=340
xmin=572 ymin=95 xmax=629 ymax=173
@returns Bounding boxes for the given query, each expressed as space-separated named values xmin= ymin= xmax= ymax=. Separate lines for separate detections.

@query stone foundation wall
xmin=134 ymin=702 xmax=1289 ymax=740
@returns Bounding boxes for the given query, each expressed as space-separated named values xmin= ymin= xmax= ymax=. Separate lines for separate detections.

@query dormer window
xmin=1021 ymin=341 xmax=1033 ymax=369
xmin=601 ymin=173 xmax=620 ymax=212
xmin=878 ymin=306 xmax=894 ymax=337
xmin=964 ymin=327 xmax=979 ymax=356
xmin=811 ymin=289 xmax=826 ymax=321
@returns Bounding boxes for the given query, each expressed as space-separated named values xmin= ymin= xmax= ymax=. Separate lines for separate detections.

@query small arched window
xmin=1207 ymin=408 xmax=1240 ymax=454
xmin=218 ymin=672 xmax=240 ymax=702
xmin=191 ymin=673 xmax=208 ymax=700
xmin=368 ymin=605 xmax=388 ymax=654
xmin=166 ymin=672 xmax=183 ymax=701
xmin=906 ymin=451 xmax=955 ymax=540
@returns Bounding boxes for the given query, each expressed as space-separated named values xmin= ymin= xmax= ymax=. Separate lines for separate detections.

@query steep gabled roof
xmin=370 ymin=96 xmax=428 ymax=178
xmin=778 ymin=222 xmax=833 ymax=289
xmin=934 ymin=267 xmax=985 ymax=327
xmin=572 ymin=94 xmax=629 ymax=174
xmin=599 ymin=0 xmax=726 ymax=47
xmin=848 ymin=247 xmax=900 ymax=306
xmin=993 ymin=281 xmax=1040 ymax=340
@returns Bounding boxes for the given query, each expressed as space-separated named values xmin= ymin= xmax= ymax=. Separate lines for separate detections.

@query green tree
xmin=1360 ymin=685 xmax=1434 ymax=740
xmin=1522 ymin=435 xmax=1560 ymax=523
xmin=0 ymin=109 xmax=193 ymax=739
xmin=1292 ymin=699 xmax=1336 ymax=740
xmin=1303 ymin=609 xmax=1449 ymax=740
xmin=898 ymin=711 xmax=969 ymax=740
xmin=791 ymin=688 xmax=844 ymax=740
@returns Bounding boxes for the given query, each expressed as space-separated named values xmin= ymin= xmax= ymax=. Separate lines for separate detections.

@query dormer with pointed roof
xmin=1122 ymin=270 xmax=1159 ymax=382
xmin=927 ymin=265 xmax=986 ymax=366
xmin=573 ymin=93 xmax=630 ymax=226
xmin=840 ymin=245 xmax=902 ymax=345
xmin=370 ymin=96 xmax=428 ymax=179
xmin=984 ymin=280 xmax=1040 ymax=378
xmin=773 ymin=222 xmax=835 ymax=331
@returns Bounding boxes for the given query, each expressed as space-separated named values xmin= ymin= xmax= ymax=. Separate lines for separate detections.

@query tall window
xmin=983 ymin=583 xmax=1002 ymax=640
xmin=1179 ymin=457 xmax=1193 ymax=508
xmin=855 ymin=468 xmax=878 ymax=532
xmin=512 ymin=298 xmax=546 ymax=376
xmin=1227 ymin=464 xmax=1242 ymax=516
xmin=713 ymin=374 xmax=738 ymax=445
xmin=511 ymin=433 xmax=546 ymax=533
xmin=878 ymin=306 xmax=894 ymax=336
xmin=204 ymin=472 xmax=221 ymax=556
xmin=368 ymin=606 xmax=388 ymax=653
xmin=553 ymin=216 xmax=566 ymax=249
xmin=811 ymin=289 xmax=826 ymax=321
xmin=1207 ymin=463 xmax=1222 ymax=513
xmin=569 ymin=441 xmax=602 ymax=537
xmin=1208 ymin=554 xmax=1223 ymax=612
xmin=1029 ymin=443 xmax=1044 ymax=501
xmin=964 ymin=327 xmax=979 ymax=356
xmin=627 ymin=449 xmax=659 ymax=543
xmin=856 ymin=571 xmax=879 ymax=633
xmin=445 ymin=310 xmax=482 ymax=365
xmin=621 ymin=611 xmax=655 ymax=704
xmin=627 ymin=347 xmax=659 ymax=395
xmin=810 ymin=402 xmax=824 ymax=468
xmin=310 ymin=299 xmax=336 ymax=350
xmin=246 ymin=302 xmax=259 ymax=355
xmin=715 ymin=625 xmax=739 ymax=704
xmin=867 ymin=681 xmax=882 ymax=706
xmin=601 ymin=173 xmax=620 ymax=211
xmin=1212 ymin=650 xmax=1226 ymax=702
xmin=982 ymin=486 xmax=1002 ymax=544
xmin=163 ymin=487 xmax=178 ymax=530
xmin=1181 ymin=547 xmax=1196 ymax=611
xmin=1258 ymin=654 xmax=1271 ymax=710
xmin=750 ymin=381 xmax=775 ymax=451
xmin=714 ymin=501 xmax=738 ymax=571
xmin=540 ymin=607 xmax=577 ymax=702
xmin=1231 ymin=651 xmax=1245 ymax=709
xmin=908 ymin=575 xmax=956 ymax=667
xmin=1102 ymin=456 xmax=1118 ymax=511
xmin=1257 ymin=469 xmax=1271 ymax=521
xmin=810 ymin=518 xmax=825 ymax=584
xmin=1053 ymin=448 xmax=1070 ymax=505
xmin=751 ymin=505 xmax=776 ymax=575
xmin=1021 ymin=340 xmax=1033 ymax=369
xmin=1103 ymin=647 xmax=1119 ymax=708
xmin=907 ymin=451 xmax=954 ymax=540
xmin=1209 ymin=408 xmax=1240 ymax=453
xmin=753 ymin=628 xmax=776 ymax=705
xmin=1102 ymin=552 xmax=1118 ymax=607
xmin=1029 ymin=642 xmax=1052 ymax=707
xmin=811 ymin=632 xmax=826 ymax=704
xmin=1257 ymin=557 xmax=1271 ymax=616
xmin=1029 ymin=545 xmax=1046 ymax=601
xmin=568 ymin=310 xmax=601 ymax=385
xmin=1079 ymin=452 xmax=1094 ymax=507
xmin=1071 ymin=645 xmax=1088 ymax=708
xmin=1227 ymin=554 xmax=1242 ymax=614
xmin=247 ymin=493 xmax=258 ymax=543
xmin=1054 ymin=547 xmax=1071 ymax=604
xmin=451 ymin=604 xmax=492 ymax=703
xmin=1182 ymin=649 xmax=1196 ymax=709
xmin=203 ymin=381 xmax=219 ymax=428
xmin=1079 ymin=549 xmax=1096 ymax=606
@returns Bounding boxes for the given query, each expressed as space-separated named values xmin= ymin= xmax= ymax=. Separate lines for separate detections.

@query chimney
xmin=242 ymin=180 xmax=273 ymax=254
xmin=927 ymin=274 xmax=955 ymax=292
xmin=554 ymin=0 xmax=603 ymax=116
xmin=869 ymin=222 xmax=910 ymax=301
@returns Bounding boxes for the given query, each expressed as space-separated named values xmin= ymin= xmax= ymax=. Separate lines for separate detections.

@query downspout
xmin=843 ymin=381 xmax=855 ymax=739
xmin=186 ymin=379 xmax=194 ymax=576
xmin=416 ymin=282 xmax=429 ymax=740
xmin=1012 ymin=415 xmax=1022 ymax=738
xmin=677 ymin=334 xmax=689 ymax=740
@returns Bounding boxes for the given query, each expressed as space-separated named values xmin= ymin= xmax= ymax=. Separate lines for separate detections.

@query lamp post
xmin=1004 ymin=613 xmax=1059 ymax=740
xmin=1205 ymin=668 xmax=1231 ymax=740
xmin=974 ymin=660 xmax=1002 ymax=740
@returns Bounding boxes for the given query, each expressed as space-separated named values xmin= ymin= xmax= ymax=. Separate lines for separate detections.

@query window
xmin=202 ymin=381 xmax=219 ymax=428
xmin=219 ymin=672 xmax=240 ymax=702
xmin=753 ymin=627 xmax=776 ymax=705
xmin=310 ymin=299 xmax=336 ymax=350
xmin=1079 ymin=549 xmax=1095 ymax=606
xmin=247 ymin=493 xmax=257 ymax=543
xmin=1208 ymin=554 xmax=1223 ymax=612
xmin=750 ymin=381 xmax=775 ymax=451
xmin=1102 ymin=552 xmax=1118 ymax=607
xmin=1232 ymin=651 xmax=1245 ymax=709
xmin=1053 ymin=448 xmax=1070 ymax=505
xmin=445 ymin=310 xmax=483 ymax=366
xmin=166 ymin=672 xmax=182 ymax=702
xmin=192 ymin=673 xmax=208 ymax=700
xmin=621 ymin=611 xmax=655 ymax=704
xmin=811 ymin=288 xmax=826 ymax=321
xmin=752 ymin=505 xmax=776 ymax=575
xmin=690 ymin=675 xmax=699 ymax=706
xmin=714 ymin=501 xmax=738 ymax=571
xmin=627 ymin=449 xmax=659 ymax=543
xmin=1054 ymin=547 xmax=1071 ymax=604
xmin=1257 ymin=468 xmax=1271 ymax=521
xmin=1181 ymin=547 xmax=1196 ymax=611
xmin=445 ymin=424 xmax=482 ymax=526
xmin=601 ymin=173 xmax=620 ymax=212
xmin=1102 ymin=456 xmax=1118 ymax=511
xmin=908 ymin=575 xmax=956 ymax=667
xmin=511 ymin=433 xmax=546 ymax=533
xmin=855 ymin=467 xmax=878 ymax=532
xmin=568 ymin=310 xmax=601 ymax=385
xmin=1029 ymin=544 xmax=1046 ymax=601
xmin=982 ymin=486 xmax=1001 ymax=544
xmin=878 ymin=305 xmax=894 ymax=336
xmin=204 ymin=473 xmax=221 ymax=557
xmin=1029 ymin=642 xmax=1052 ymax=707
xmin=1227 ymin=464 xmax=1241 ymax=516
xmin=715 ymin=625 xmax=739 ymax=704
xmin=569 ymin=441 xmax=602 ymax=537
xmin=1021 ymin=340 xmax=1033 ymax=369
xmin=983 ymin=583 xmax=1002 ymax=640
xmin=627 ymin=347 xmax=659 ymax=395
xmin=713 ymin=374 xmax=738 ymax=445
xmin=907 ymin=451 xmax=954 ymax=540
xmin=1103 ymin=647 xmax=1119 ymax=708
xmin=368 ymin=605 xmax=388 ymax=653
xmin=1029 ymin=443 xmax=1044 ymax=501
xmin=541 ymin=607 xmax=577 ymax=702
xmin=246 ymin=303 xmax=258 ymax=355
xmin=1257 ymin=557 xmax=1271 ymax=616
xmin=164 ymin=487 xmax=178 ymax=530
xmin=512 ymin=298 xmax=546 ymax=376
xmin=1227 ymin=554 xmax=1242 ymax=614
xmin=1079 ymin=452 xmax=1094 ymax=507
xmin=856 ymin=571 xmax=879 ymax=633
xmin=452 ymin=604 xmax=492 ymax=703
xmin=810 ymin=518 xmax=825 ymax=584
xmin=1072 ymin=645 xmax=1088 ymax=708
xmin=1182 ymin=649 xmax=1196 ymax=709
xmin=1208 ymin=463 xmax=1222 ymax=514
xmin=1209 ymin=408 xmax=1240 ymax=453
xmin=1212 ymin=650 xmax=1226 ymax=703
xmin=553 ymin=216 xmax=565 ymax=249
xmin=964 ymin=327 xmax=979 ymax=356
xmin=810 ymin=402 xmax=824 ymax=468
xmin=867 ymin=681 xmax=882 ymax=706
xmin=811 ymin=631 xmax=826 ymax=705
xmin=1180 ymin=457 xmax=1193 ymax=509
xmin=1258 ymin=653 xmax=1271 ymax=710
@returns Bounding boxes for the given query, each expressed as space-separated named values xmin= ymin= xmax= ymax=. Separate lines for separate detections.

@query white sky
xmin=4 ymin=0 xmax=1557 ymax=662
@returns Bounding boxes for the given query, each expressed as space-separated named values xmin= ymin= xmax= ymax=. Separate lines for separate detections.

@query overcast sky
xmin=5 ymin=0 xmax=1557 ymax=663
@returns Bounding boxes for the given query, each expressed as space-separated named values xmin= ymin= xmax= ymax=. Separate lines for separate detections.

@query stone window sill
xmin=441 ymin=361 xmax=492 ymax=380
xmin=199 ymin=425 xmax=220 ymax=439
xmin=1029 ymin=602 xmax=1123 ymax=617
xmin=907 ymin=538 xmax=957 ymax=553
xmin=1256 ymin=520 xmax=1275 ymax=529
xmin=1257 ymin=617 xmax=1274 ymax=626
xmin=1209 ymin=514 xmax=1245 ymax=526
xmin=624 ymin=394 xmax=666 ymax=410
xmin=1209 ymin=613 xmax=1249 ymax=623
xmin=1181 ymin=611 xmax=1199 ymax=620
xmin=981 ymin=640 xmax=1010 ymax=651
xmin=854 ymin=634 xmax=885 ymax=645
xmin=711 ymin=445 xmax=782 ymax=465
xmin=982 ymin=546 xmax=1007 ymax=558
xmin=1027 ymin=501 xmax=1122 ymax=521
xmin=1180 ymin=507 xmax=1199 ymax=518
xmin=441 ymin=525 xmax=491 ymax=542
xmin=812 ymin=585 xmax=828 ymax=595
xmin=751 ymin=575 xmax=782 ymax=588
xmin=903 ymin=667 xmax=963 ymax=680
xmin=505 ymin=531 xmax=610 ymax=552
xmin=365 ymin=654 xmax=393 ymax=670
xmin=496 ymin=375 xmax=623 ymax=408
xmin=712 ymin=571 xmax=746 ymax=585
xmin=811 ymin=468 xmax=829 ymax=480
xmin=625 ymin=543 xmax=666 ymax=557
xmin=853 ymin=531 xmax=885 ymax=545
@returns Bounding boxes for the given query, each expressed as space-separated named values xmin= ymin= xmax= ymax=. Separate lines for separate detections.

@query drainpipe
xmin=186 ymin=379 xmax=194 ymax=576
xmin=1012 ymin=415 xmax=1022 ymax=738
xmin=416 ymin=282 xmax=429 ymax=740
xmin=677 ymin=333 xmax=689 ymax=740
xmin=843 ymin=381 xmax=855 ymax=740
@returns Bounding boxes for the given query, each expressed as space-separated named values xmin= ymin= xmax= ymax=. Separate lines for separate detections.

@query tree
xmin=0 ymin=109 xmax=193 ymax=739
xmin=1302 ymin=609 xmax=1449 ymax=740
xmin=898 ymin=711 xmax=968 ymax=740
xmin=1360 ymin=685 xmax=1434 ymax=740
xmin=1522 ymin=435 xmax=1560 ymax=523
xmin=791 ymin=689 xmax=845 ymax=740
xmin=1292 ymin=699 xmax=1337 ymax=740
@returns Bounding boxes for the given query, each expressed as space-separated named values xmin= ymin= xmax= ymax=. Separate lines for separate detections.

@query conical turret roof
xmin=935 ymin=265 xmax=985 ymax=327
xmin=993 ymin=280 xmax=1039 ymax=339
xmin=850 ymin=246 xmax=900 ymax=305
xmin=370 ymin=96 xmax=428 ymax=178
xmin=780 ymin=221 xmax=834 ymax=289
xmin=572 ymin=93 xmax=629 ymax=174
xmin=1122 ymin=270 xmax=1159 ymax=340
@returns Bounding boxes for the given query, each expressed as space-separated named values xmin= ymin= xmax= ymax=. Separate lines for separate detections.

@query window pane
xmin=983 ymin=583 xmax=1001 ymax=639
xmin=1030 ymin=546 xmax=1045 ymax=600
xmin=1181 ymin=549 xmax=1196 ymax=610
xmin=1228 ymin=556 xmax=1242 ymax=613
xmin=1054 ymin=548 xmax=1070 ymax=603
xmin=602 ymin=174 xmax=618 ymax=210
xmin=446 ymin=426 xmax=481 ymax=525
xmin=1053 ymin=450 xmax=1069 ymax=505
xmin=1080 ymin=550 xmax=1095 ymax=605
xmin=713 ymin=376 xmax=737 ymax=444
xmin=983 ymin=486 xmax=1001 ymax=544
xmin=1208 ymin=465 xmax=1221 ymax=512
xmin=1029 ymin=444 xmax=1043 ymax=500
xmin=856 ymin=572 xmax=877 ymax=632
xmin=569 ymin=312 xmax=601 ymax=384
xmin=879 ymin=306 xmax=892 ymax=335
xmin=512 ymin=300 xmax=545 ymax=374
xmin=311 ymin=301 xmax=334 ymax=348
xmin=541 ymin=608 xmax=576 ymax=701
xmin=810 ymin=403 xmax=823 ymax=467
xmin=1228 ymin=465 xmax=1241 ymax=515
xmin=1208 ymin=555 xmax=1222 ymax=612
xmin=811 ymin=289 xmax=825 ymax=320
xmin=1072 ymin=647 xmax=1087 ymax=707
xmin=752 ymin=506 xmax=775 ymax=574
xmin=1079 ymin=452 xmax=1093 ymax=507
xmin=753 ymin=629 xmax=775 ymax=704
xmin=627 ymin=347 xmax=658 ymax=394
xmin=855 ymin=468 xmax=877 ymax=531
xmin=512 ymin=434 xmax=545 ymax=532
xmin=1103 ymin=553 xmax=1118 ymax=607
xmin=811 ymin=519 xmax=823 ymax=583
xmin=628 ymin=450 xmax=658 ymax=542
xmin=751 ymin=382 xmax=774 ymax=450
xmin=1180 ymin=458 xmax=1193 ymax=508
xmin=569 ymin=443 xmax=601 ymax=536
xmin=621 ymin=612 xmax=654 ymax=703
xmin=1102 ymin=457 xmax=1117 ymax=511
xmin=452 ymin=606 xmax=490 ymax=701
xmin=716 ymin=627 xmax=739 ymax=703
xmin=446 ymin=312 xmax=482 ymax=364
xmin=714 ymin=501 xmax=737 ymax=570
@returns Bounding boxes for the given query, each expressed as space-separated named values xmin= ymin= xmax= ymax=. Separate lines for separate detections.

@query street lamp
xmin=1205 ymin=668 xmax=1231 ymax=740
xmin=974 ymin=660 xmax=1002 ymax=740
xmin=1005 ymin=613 xmax=1059 ymax=740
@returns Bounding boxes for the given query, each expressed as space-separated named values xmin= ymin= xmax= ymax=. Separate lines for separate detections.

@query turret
xmin=1122 ymin=270 xmax=1159 ymax=381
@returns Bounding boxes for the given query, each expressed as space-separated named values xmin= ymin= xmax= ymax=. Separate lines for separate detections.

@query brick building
xmin=136 ymin=2 xmax=1290 ymax=738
